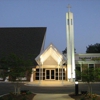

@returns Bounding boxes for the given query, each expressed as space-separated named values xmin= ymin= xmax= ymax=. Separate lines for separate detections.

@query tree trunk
xmin=88 ymin=82 xmax=91 ymax=93
xmin=88 ymin=82 xmax=92 ymax=98
xmin=17 ymin=87 xmax=20 ymax=95
xmin=90 ymin=82 xmax=92 ymax=95
xmin=14 ymin=85 xmax=17 ymax=94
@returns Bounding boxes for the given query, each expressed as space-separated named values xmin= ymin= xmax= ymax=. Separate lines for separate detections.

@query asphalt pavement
xmin=0 ymin=81 xmax=100 ymax=95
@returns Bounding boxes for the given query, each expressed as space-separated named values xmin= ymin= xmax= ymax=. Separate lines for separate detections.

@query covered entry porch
xmin=35 ymin=66 xmax=66 ymax=81
xmin=30 ymin=44 xmax=67 ymax=82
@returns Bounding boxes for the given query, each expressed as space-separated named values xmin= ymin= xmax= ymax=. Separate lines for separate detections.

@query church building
xmin=30 ymin=43 xmax=100 ymax=82
xmin=30 ymin=6 xmax=100 ymax=82
xmin=0 ymin=6 xmax=100 ymax=83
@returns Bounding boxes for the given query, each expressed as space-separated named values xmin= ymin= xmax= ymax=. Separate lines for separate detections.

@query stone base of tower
xmin=68 ymin=78 xmax=75 ymax=82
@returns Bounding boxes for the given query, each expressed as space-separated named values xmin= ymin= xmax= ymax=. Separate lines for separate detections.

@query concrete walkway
xmin=26 ymin=81 xmax=75 ymax=87
xmin=33 ymin=94 xmax=74 ymax=100
xmin=27 ymin=81 xmax=75 ymax=99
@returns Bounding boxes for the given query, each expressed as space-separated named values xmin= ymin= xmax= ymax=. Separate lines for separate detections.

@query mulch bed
xmin=69 ymin=93 xmax=100 ymax=100
xmin=0 ymin=93 xmax=36 ymax=100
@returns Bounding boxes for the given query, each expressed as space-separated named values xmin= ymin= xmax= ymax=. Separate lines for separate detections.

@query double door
xmin=45 ymin=69 xmax=55 ymax=80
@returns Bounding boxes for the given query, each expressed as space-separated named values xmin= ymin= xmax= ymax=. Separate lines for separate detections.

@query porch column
xmin=5 ymin=76 xmax=9 ymax=82
xmin=39 ymin=64 xmax=41 ymax=84
xmin=62 ymin=62 xmax=63 ymax=85
xmin=42 ymin=63 xmax=43 ymax=80
xmin=30 ymin=68 xmax=33 ymax=82
xmin=58 ymin=63 xmax=59 ymax=80
xmin=80 ymin=64 xmax=82 ymax=81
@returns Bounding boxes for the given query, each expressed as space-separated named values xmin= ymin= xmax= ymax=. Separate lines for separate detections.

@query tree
xmin=62 ymin=47 xmax=76 ymax=54
xmin=76 ymin=57 xmax=100 ymax=95
xmin=76 ymin=65 xmax=100 ymax=95
xmin=86 ymin=43 xmax=100 ymax=53
xmin=0 ymin=53 xmax=33 ymax=95
xmin=76 ymin=67 xmax=92 ymax=94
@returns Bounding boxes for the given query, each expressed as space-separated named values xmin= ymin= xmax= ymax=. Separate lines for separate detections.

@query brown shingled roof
xmin=0 ymin=27 xmax=46 ymax=65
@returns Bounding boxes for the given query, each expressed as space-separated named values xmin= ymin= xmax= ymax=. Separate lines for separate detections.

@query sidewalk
xmin=25 ymin=81 xmax=75 ymax=87
xmin=33 ymin=94 xmax=74 ymax=100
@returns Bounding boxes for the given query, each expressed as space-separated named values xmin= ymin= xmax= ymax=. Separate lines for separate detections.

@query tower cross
xmin=67 ymin=4 xmax=71 ymax=12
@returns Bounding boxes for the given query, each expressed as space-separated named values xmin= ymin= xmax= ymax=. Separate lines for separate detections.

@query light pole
xmin=75 ymin=80 xmax=79 ymax=95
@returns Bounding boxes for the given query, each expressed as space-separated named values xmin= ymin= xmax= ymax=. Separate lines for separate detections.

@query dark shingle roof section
xmin=0 ymin=27 xmax=46 ymax=65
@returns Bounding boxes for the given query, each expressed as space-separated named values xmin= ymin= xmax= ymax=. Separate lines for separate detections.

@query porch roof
xmin=35 ymin=43 xmax=66 ymax=65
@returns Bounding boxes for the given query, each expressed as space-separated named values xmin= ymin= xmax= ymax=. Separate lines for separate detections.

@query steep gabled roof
xmin=35 ymin=43 xmax=66 ymax=65
xmin=0 ymin=27 xmax=46 ymax=65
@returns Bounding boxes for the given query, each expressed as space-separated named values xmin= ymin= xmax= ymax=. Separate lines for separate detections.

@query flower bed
xmin=0 ymin=91 xmax=36 ymax=100
xmin=69 ymin=93 xmax=100 ymax=100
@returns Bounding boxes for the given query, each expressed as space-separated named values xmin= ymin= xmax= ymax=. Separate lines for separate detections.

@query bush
xmin=20 ymin=90 xmax=29 ymax=94
xmin=80 ymin=93 xmax=97 ymax=100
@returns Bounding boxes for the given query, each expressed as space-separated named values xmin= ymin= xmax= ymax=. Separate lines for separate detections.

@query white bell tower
xmin=66 ymin=5 xmax=75 ymax=81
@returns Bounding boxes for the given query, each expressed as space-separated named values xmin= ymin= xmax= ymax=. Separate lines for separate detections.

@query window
xmin=36 ymin=68 xmax=45 ymax=80
xmin=76 ymin=64 xmax=81 ymax=80
xmin=89 ymin=64 xmax=94 ymax=69
xmin=88 ymin=64 xmax=94 ymax=80
xmin=67 ymin=19 xmax=69 ymax=25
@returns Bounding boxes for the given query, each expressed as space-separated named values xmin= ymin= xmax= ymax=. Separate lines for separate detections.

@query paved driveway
xmin=0 ymin=82 xmax=100 ymax=95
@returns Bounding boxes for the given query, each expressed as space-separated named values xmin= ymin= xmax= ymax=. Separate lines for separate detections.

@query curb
xmin=0 ymin=93 xmax=9 ymax=97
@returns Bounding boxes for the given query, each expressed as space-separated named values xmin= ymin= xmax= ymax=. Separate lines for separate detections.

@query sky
xmin=0 ymin=0 xmax=100 ymax=53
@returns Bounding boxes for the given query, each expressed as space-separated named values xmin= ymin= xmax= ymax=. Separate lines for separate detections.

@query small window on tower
xmin=71 ymin=19 xmax=72 ymax=25
xmin=67 ymin=19 xmax=69 ymax=25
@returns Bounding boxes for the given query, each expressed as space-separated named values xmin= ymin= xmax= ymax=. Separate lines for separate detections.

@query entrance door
xmin=46 ymin=69 xmax=55 ymax=80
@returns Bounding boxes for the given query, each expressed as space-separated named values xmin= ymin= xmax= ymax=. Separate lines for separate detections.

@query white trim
xmin=40 ymin=28 xmax=47 ymax=52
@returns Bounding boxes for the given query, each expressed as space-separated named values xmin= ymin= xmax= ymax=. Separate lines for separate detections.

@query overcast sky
xmin=0 ymin=0 xmax=100 ymax=53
